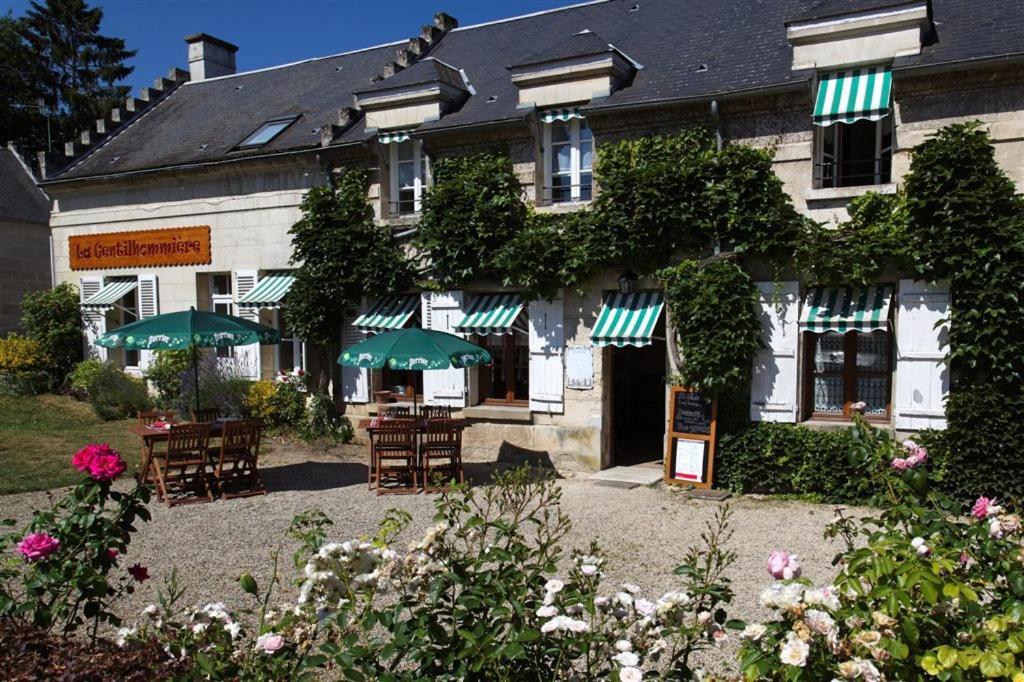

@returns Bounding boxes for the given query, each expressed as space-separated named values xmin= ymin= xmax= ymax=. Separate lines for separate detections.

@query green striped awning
xmin=80 ymin=279 xmax=138 ymax=311
xmin=800 ymin=286 xmax=893 ymax=333
xmin=378 ymin=130 xmax=411 ymax=144
xmin=455 ymin=294 xmax=524 ymax=336
xmin=237 ymin=271 xmax=295 ymax=309
xmin=591 ymin=291 xmax=665 ymax=348
xmin=540 ymin=108 xmax=585 ymax=123
xmin=354 ymin=295 xmax=419 ymax=333
xmin=813 ymin=66 xmax=892 ymax=127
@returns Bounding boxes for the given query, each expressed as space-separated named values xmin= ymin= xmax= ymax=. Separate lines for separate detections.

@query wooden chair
xmin=138 ymin=409 xmax=175 ymax=426
xmin=369 ymin=419 xmax=417 ymax=494
xmin=422 ymin=405 xmax=453 ymax=420
xmin=153 ymin=423 xmax=213 ymax=506
xmin=419 ymin=418 xmax=464 ymax=491
xmin=380 ymin=404 xmax=411 ymax=419
xmin=191 ymin=407 xmax=221 ymax=423
xmin=209 ymin=420 xmax=265 ymax=499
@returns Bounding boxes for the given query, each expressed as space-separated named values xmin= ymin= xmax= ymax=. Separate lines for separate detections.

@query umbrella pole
xmin=192 ymin=344 xmax=200 ymax=417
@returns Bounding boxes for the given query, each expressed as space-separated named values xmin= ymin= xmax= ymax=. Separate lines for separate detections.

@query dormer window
xmin=541 ymin=110 xmax=592 ymax=204
xmin=812 ymin=66 xmax=893 ymax=189
xmin=236 ymin=116 xmax=297 ymax=149
xmin=382 ymin=133 xmax=428 ymax=216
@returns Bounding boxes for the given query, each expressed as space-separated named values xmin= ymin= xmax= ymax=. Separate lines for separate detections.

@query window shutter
xmin=341 ymin=307 xmax=369 ymax=403
xmin=528 ymin=292 xmax=564 ymax=414
xmin=422 ymin=291 xmax=466 ymax=407
xmin=750 ymin=281 xmax=799 ymax=422
xmin=136 ymin=275 xmax=159 ymax=370
xmin=79 ymin=276 xmax=107 ymax=361
xmin=232 ymin=270 xmax=261 ymax=380
xmin=894 ymin=280 xmax=949 ymax=431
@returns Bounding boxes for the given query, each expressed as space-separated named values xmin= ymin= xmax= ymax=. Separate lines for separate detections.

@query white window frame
xmin=210 ymin=274 xmax=234 ymax=361
xmin=107 ymin=276 xmax=141 ymax=372
xmin=814 ymin=115 xmax=893 ymax=189
xmin=389 ymin=139 xmax=427 ymax=216
xmin=542 ymin=118 xmax=593 ymax=204
xmin=275 ymin=309 xmax=305 ymax=374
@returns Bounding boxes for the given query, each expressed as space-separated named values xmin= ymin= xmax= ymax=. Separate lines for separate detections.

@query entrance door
xmin=611 ymin=332 xmax=667 ymax=466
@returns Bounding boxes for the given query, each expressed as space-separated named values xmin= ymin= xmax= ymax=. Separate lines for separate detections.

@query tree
xmin=16 ymin=0 xmax=134 ymax=149
xmin=20 ymin=281 xmax=83 ymax=385
xmin=286 ymin=170 xmax=413 ymax=395
xmin=0 ymin=13 xmax=46 ymax=149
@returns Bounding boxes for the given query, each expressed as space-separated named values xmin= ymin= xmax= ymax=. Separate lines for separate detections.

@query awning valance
xmin=591 ymin=291 xmax=664 ymax=348
xmin=800 ymin=286 xmax=893 ymax=333
xmin=237 ymin=271 xmax=295 ymax=310
xmin=354 ymin=295 xmax=419 ymax=333
xmin=80 ymin=279 xmax=138 ymax=311
xmin=540 ymin=108 xmax=585 ymax=123
xmin=455 ymin=294 xmax=524 ymax=336
xmin=813 ymin=66 xmax=892 ymax=127
xmin=378 ymin=130 xmax=411 ymax=144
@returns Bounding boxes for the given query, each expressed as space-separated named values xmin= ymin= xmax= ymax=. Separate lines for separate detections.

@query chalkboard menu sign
xmin=672 ymin=390 xmax=713 ymax=435
xmin=664 ymin=386 xmax=718 ymax=489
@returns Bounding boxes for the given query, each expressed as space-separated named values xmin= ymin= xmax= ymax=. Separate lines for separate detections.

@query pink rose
xmin=903 ymin=440 xmax=928 ymax=467
xmin=891 ymin=458 xmax=910 ymax=471
xmin=767 ymin=550 xmax=801 ymax=580
xmin=256 ymin=632 xmax=285 ymax=654
xmin=72 ymin=444 xmax=100 ymax=472
xmin=850 ymin=401 xmax=867 ymax=414
xmin=106 ymin=548 xmax=119 ymax=562
xmin=972 ymin=496 xmax=999 ymax=520
xmin=87 ymin=445 xmax=127 ymax=482
xmin=16 ymin=532 xmax=60 ymax=561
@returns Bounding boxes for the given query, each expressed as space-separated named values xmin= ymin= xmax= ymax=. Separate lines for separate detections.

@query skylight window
xmin=236 ymin=117 xmax=297 ymax=148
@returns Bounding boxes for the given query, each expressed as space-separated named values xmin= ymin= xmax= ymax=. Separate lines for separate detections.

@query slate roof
xmin=0 ymin=149 xmax=49 ymax=224
xmin=51 ymin=0 xmax=1024 ymax=182
xmin=356 ymin=58 xmax=467 ymax=96
xmin=512 ymin=28 xmax=613 ymax=68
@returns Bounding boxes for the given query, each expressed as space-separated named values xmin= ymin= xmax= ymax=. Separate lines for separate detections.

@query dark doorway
xmin=611 ymin=333 xmax=667 ymax=466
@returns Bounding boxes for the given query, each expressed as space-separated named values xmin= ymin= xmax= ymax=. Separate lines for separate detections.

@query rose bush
xmin=0 ymin=443 xmax=151 ymax=636
xmin=739 ymin=416 xmax=1024 ymax=681
xmin=117 ymin=467 xmax=740 ymax=680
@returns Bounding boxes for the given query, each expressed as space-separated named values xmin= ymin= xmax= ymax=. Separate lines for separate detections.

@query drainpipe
xmin=710 ymin=99 xmax=722 ymax=257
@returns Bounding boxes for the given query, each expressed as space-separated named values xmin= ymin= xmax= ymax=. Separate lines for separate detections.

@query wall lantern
xmin=617 ymin=270 xmax=637 ymax=294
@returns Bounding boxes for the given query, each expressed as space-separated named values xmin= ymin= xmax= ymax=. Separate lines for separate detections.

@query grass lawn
xmin=0 ymin=394 xmax=139 ymax=495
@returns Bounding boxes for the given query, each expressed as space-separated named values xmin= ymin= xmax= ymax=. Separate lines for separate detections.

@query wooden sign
xmin=664 ymin=386 xmax=718 ymax=489
xmin=70 ymin=226 xmax=211 ymax=270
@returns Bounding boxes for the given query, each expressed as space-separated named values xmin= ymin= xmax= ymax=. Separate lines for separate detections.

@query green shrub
xmin=268 ymin=375 xmax=307 ymax=427
xmin=245 ymin=379 xmax=277 ymax=421
xmin=144 ymin=349 xmax=192 ymax=405
xmin=0 ymin=370 xmax=50 ymax=397
xmin=715 ymin=422 xmax=868 ymax=502
xmin=175 ymin=354 xmax=252 ymax=417
xmin=68 ymin=358 xmax=104 ymax=394
xmin=300 ymin=391 xmax=353 ymax=442
xmin=19 ymin=283 xmax=83 ymax=384
xmin=86 ymin=363 xmax=151 ymax=421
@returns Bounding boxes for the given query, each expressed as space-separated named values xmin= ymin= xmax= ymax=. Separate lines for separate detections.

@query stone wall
xmin=0 ymin=219 xmax=51 ymax=335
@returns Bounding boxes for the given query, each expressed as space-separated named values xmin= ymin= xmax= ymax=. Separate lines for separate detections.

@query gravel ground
xmin=0 ymin=440 xmax=870 ymax=675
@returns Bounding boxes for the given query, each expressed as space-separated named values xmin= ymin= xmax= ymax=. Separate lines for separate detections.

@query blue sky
xmin=1 ymin=0 xmax=573 ymax=91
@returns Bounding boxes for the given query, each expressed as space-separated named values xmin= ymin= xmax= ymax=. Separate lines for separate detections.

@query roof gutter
xmin=891 ymin=51 xmax=1024 ymax=78
xmin=39 ymin=141 xmax=364 ymax=187
xmin=413 ymin=111 xmax=533 ymax=138
xmin=580 ymin=79 xmax=809 ymax=116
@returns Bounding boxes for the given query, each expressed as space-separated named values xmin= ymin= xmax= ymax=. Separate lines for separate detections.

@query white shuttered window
xmin=233 ymin=270 xmax=261 ymax=380
xmin=894 ymin=280 xmax=949 ymax=430
xmin=79 ymin=276 xmax=107 ymax=361
xmin=750 ymin=281 xmax=799 ymax=422
xmin=528 ymin=293 xmax=564 ymax=414
xmin=136 ymin=274 xmax=159 ymax=370
xmin=341 ymin=307 xmax=369 ymax=403
xmin=421 ymin=291 xmax=466 ymax=407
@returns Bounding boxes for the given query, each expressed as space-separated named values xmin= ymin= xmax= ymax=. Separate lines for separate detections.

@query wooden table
xmin=131 ymin=421 xmax=226 ymax=485
xmin=361 ymin=418 xmax=468 ymax=493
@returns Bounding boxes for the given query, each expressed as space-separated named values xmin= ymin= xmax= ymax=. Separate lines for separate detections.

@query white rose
xmin=740 ymin=623 xmax=767 ymax=641
xmin=536 ymin=605 xmax=558 ymax=618
xmin=780 ymin=632 xmax=810 ymax=667
xmin=615 ymin=639 xmax=633 ymax=652
xmin=619 ymin=667 xmax=643 ymax=682
xmin=613 ymin=651 xmax=640 ymax=667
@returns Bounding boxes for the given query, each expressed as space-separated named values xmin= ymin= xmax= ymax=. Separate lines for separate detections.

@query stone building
xmin=37 ymin=0 xmax=1024 ymax=471
xmin=0 ymin=145 xmax=51 ymax=334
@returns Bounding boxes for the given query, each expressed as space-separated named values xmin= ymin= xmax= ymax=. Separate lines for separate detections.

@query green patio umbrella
xmin=337 ymin=327 xmax=492 ymax=417
xmin=95 ymin=307 xmax=280 ymax=414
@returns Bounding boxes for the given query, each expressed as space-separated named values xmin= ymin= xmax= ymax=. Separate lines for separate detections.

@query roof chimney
xmin=185 ymin=33 xmax=238 ymax=81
